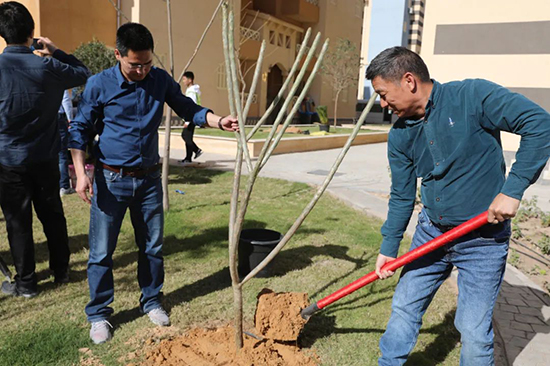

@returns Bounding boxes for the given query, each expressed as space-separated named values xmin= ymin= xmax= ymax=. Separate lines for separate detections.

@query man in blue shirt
xmin=69 ymin=23 xmax=238 ymax=344
xmin=0 ymin=2 xmax=90 ymax=298
xmin=367 ymin=47 xmax=550 ymax=365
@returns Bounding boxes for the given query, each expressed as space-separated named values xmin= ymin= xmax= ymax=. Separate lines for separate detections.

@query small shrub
xmin=514 ymin=196 xmax=542 ymax=223
xmin=512 ymin=223 xmax=523 ymax=239
xmin=508 ymin=248 xmax=521 ymax=267
xmin=536 ymin=234 xmax=550 ymax=255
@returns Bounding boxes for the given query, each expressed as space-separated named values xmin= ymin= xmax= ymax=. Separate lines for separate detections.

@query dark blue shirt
xmin=69 ymin=65 xmax=210 ymax=168
xmin=0 ymin=46 xmax=90 ymax=166
xmin=381 ymin=79 xmax=550 ymax=258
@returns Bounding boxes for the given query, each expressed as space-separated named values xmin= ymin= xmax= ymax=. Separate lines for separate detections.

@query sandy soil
xmin=140 ymin=289 xmax=316 ymax=366
xmin=254 ymin=288 xmax=309 ymax=341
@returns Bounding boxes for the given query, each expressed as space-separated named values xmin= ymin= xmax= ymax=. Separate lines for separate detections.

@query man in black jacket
xmin=0 ymin=1 xmax=90 ymax=297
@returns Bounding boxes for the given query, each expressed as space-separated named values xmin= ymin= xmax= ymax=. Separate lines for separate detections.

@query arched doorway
xmin=266 ymin=64 xmax=284 ymax=124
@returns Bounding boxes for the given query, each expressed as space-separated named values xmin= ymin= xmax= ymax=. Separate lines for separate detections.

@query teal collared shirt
xmin=380 ymin=79 xmax=550 ymax=258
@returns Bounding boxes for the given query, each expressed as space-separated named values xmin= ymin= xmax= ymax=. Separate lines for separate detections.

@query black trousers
xmin=0 ymin=159 xmax=70 ymax=291
xmin=181 ymin=122 xmax=200 ymax=161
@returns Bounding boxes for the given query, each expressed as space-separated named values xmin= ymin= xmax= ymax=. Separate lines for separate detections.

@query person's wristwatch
xmin=218 ymin=116 xmax=225 ymax=131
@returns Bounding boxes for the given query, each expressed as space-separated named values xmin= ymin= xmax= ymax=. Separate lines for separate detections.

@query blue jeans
xmin=85 ymin=167 xmax=164 ymax=322
xmin=379 ymin=209 xmax=510 ymax=366
xmin=58 ymin=113 xmax=70 ymax=189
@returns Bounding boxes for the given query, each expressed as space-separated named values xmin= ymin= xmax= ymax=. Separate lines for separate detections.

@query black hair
xmin=116 ymin=22 xmax=154 ymax=56
xmin=183 ymin=71 xmax=194 ymax=81
xmin=0 ymin=1 xmax=34 ymax=44
xmin=366 ymin=46 xmax=430 ymax=83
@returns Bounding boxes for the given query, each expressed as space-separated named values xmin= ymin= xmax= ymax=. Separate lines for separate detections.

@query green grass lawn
xmin=0 ymin=167 xmax=460 ymax=365
xmin=186 ymin=126 xmax=379 ymax=139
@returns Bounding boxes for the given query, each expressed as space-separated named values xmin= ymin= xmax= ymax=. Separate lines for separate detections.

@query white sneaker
xmin=147 ymin=307 xmax=170 ymax=326
xmin=60 ymin=187 xmax=76 ymax=196
xmin=89 ymin=320 xmax=113 ymax=344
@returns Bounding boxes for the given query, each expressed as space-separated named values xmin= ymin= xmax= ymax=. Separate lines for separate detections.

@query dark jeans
xmin=0 ymin=159 xmax=70 ymax=292
xmin=58 ymin=113 xmax=70 ymax=189
xmin=181 ymin=122 xmax=200 ymax=161
xmin=85 ymin=167 xmax=164 ymax=321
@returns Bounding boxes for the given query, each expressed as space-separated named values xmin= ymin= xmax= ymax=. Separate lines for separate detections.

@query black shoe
xmin=179 ymin=159 xmax=192 ymax=164
xmin=1 ymin=281 xmax=38 ymax=298
xmin=194 ymin=149 xmax=203 ymax=160
xmin=54 ymin=270 xmax=70 ymax=284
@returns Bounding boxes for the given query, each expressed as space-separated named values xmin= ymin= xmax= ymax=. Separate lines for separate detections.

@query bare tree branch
xmin=240 ymin=92 xmax=378 ymax=284
xmin=177 ymin=0 xmax=225 ymax=83
xmin=161 ymin=0 xmax=175 ymax=211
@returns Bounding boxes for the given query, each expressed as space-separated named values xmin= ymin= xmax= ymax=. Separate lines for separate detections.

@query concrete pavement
xmin=164 ymin=141 xmax=550 ymax=365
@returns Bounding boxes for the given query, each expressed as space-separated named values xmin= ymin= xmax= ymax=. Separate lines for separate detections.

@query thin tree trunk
xmin=162 ymin=0 xmax=175 ymax=211
xmin=333 ymin=89 xmax=340 ymax=127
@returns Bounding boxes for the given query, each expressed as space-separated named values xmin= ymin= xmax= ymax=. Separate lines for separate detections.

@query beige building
xmin=419 ymin=0 xmax=550 ymax=152
xmin=0 ymin=0 xmax=116 ymax=53
xmin=1 ymin=0 xmax=364 ymax=122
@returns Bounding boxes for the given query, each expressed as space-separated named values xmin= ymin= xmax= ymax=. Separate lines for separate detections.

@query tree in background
xmin=72 ymin=39 xmax=117 ymax=101
xmin=321 ymin=38 xmax=361 ymax=127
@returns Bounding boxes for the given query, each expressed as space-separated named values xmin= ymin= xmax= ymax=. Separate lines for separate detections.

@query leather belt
xmin=101 ymin=163 xmax=160 ymax=178
xmin=432 ymin=222 xmax=456 ymax=233
xmin=432 ymin=219 xmax=507 ymax=234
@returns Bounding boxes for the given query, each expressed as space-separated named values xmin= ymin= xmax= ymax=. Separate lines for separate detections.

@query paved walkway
xmin=164 ymin=142 xmax=550 ymax=365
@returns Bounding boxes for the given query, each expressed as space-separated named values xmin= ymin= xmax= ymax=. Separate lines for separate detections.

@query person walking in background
xmin=58 ymin=89 xmax=75 ymax=196
xmin=69 ymin=23 xmax=238 ymax=344
xmin=180 ymin=71 xmax=203 ymax=164
xmin=0 ymin=1 xmax=90 ymax=298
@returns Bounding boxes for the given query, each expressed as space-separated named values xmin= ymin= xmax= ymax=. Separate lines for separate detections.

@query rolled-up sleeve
xmin=69 ymin=76 xmax=102 ymax=151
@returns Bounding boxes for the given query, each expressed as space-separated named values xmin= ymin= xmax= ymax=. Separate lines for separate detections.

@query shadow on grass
xmin=167 ymin=166 xmax=225 ymax=185
xmin=407 ymin=310 xmax=460 ymax=365
xmin=111 ymin=241 xmax=368 ymax=329
xmin=300 ymin=308 xmax=459 ymax=365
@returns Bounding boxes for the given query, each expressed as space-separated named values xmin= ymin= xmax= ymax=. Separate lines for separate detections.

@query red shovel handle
xmin=302 ymin=211 xmax=489 ymax=319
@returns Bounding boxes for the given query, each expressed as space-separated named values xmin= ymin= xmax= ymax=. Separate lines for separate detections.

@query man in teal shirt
xmin=367 ymin=47 xmax=550 ymax=365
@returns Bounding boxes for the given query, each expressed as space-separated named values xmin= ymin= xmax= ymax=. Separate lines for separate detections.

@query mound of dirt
xmin=254 ymin=288 xmax=309 ymax=341
xmin=142 ymin=326 xmax=317 ymax=366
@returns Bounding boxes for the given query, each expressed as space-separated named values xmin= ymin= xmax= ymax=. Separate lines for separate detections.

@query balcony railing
xmin=240 ymin=26 xmax=261 ymax=42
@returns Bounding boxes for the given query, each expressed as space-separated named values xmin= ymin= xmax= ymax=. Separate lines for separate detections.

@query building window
xmin=217 ymin=63 xmax=227 ymax=90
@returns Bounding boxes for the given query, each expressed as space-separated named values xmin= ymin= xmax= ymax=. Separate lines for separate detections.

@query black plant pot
xmin=319 ymin=124 xmax=330 ymax=132
xmin=238 ymin=229 xmax=282 ymax=278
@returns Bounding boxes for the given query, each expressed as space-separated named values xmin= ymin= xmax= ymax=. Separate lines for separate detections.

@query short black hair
xmin=116 ymin=22 xmax=154 ymax=57
xmin=183 ymin=71 xmax=194 ymax=81
xmin=366 ymin=46 xmax=430 ymax=83
xmin=0 ymin=1 xmax=34 ymax=44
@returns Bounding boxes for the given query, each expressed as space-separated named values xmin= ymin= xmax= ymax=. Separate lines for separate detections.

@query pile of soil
xmin=141 ymin=289 xmax=316 ymax=365
xmin=142 ymin=326 xmax=317 ymax=366
xmin=254 ymin=289 xmax=309 ymax=341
